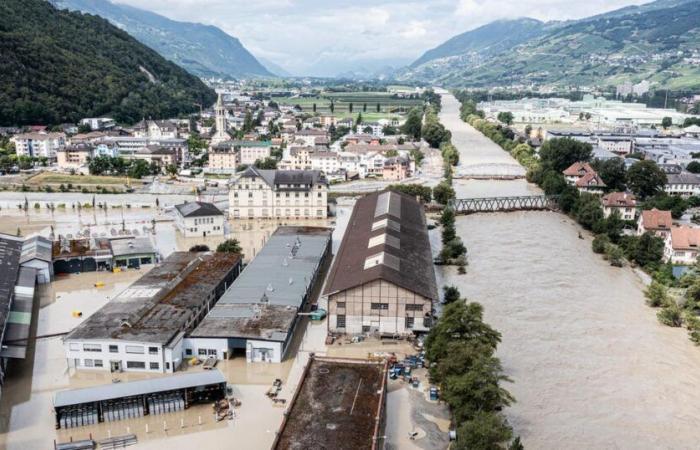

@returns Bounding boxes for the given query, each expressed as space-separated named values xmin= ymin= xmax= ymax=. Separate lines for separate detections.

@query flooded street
xmin=439 ymin=93 xmax=700 ymax=448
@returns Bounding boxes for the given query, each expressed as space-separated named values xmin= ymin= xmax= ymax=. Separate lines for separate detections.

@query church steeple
xmin=212 ymin=93 xmax=228 ymax=144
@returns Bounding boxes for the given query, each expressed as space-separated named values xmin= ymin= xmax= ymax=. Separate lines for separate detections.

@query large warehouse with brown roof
xmin=324 ymin=190 xmax=437 ymax=336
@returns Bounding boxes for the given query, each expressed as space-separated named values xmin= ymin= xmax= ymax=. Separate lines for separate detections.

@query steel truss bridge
xmin=449 ymin=195 xmax=560 ymax=214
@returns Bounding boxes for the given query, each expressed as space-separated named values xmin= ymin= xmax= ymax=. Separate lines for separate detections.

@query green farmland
xmin=271 ymin=91 xmax=424 ymax=121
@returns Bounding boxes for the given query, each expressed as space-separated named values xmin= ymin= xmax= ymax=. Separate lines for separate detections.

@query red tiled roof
xmin=563 ymin=162 xmax=595 ymax=177
xmin=575 ymin=171 xmax=606 ymax=188
xmin=641 ymin=208 xmax=672 ymax=230
xmin=602 ymin=192 xmax=636 ymax=207
xmin=671 ymin=226 xmax=700 ymax=250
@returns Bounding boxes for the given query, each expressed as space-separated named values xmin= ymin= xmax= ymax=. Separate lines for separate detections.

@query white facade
xmin=80 ymin=118 xmax=115 ymax=130
xmin=183 ymin=337 xmax=284 ymax=363
xmin=239 ymin=143 xmax=272 ymax=165
xmin=176 ymin=213 xmax=224 ymax=238
xmin=64 ymin=336 xmax=182 ymax=374
xmin=11 ymin=133 xmax=65 ymax=159
xmin=229 ymin=168 xmax=328 ymax=219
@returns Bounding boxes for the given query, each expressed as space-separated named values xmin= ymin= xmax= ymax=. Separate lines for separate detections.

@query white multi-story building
xmin=11 ymin=132 xmax=65 ymax=159
xmin=228 ymin=167 xmax=328 ymax=219
xmin=132 ymin=120 xmax=178 ymax=139
xmin=174 ymin=201 xmax=225 ymax=237
xmin=601 ymin=192 xmax=637 ymax=220
xmin=80 ymin=118 xmax=116 ymax=131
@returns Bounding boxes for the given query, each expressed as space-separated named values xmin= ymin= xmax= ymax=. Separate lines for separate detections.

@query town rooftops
xmin=295 ymin=128 xmax=327 ymax=136
xmin=174 ymin=201 xmax=223 ymax=218
xmin=272 ymin=356 xmax=387 ymax=450
xmin=324 ymin=190 xmax=438 ymax=301
xmin=109 ymin=237 xmax=157 ymax=257
xmin=189 ymin=227 xmax=331 ymax=342
xmin=58 ymin=143 xmax=93 ymax=153
xmin=602 ymin=192 xmax=636 ymax=208
xmin=670 ymin=226 xmax=700 ymax=250
xmin=11 ymin=132 xmax=65 ymax=140
xmin=212 ymin=140 xmax=272 ymax=151
xmin=641 ymin=208 xmax=673 ymax=230
xmin=65 ymin=252 xmax=241 ymax=345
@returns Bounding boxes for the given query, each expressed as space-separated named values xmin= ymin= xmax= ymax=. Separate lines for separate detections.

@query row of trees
xmin=88 ymin=155 xmax=175 ymax=179
xmin=425 ymin=287 xmax=521 ymax=449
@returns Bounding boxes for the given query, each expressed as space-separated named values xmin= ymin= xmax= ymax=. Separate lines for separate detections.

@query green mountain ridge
xmin=51 ymin=0 xmax=274 ymax=79
xmin=0 ymin=0 xmax=216 ymax=126
xmin=401 ymin=0 xmax=700 ymax=89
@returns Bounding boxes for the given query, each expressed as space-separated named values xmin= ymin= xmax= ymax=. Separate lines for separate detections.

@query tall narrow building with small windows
xmin=324 ymin=189 xmax=437 ymax=336
xmin=228 ymin=167 xmax=328 ymax=219
xmin=211 ymin=93 xmax=230 ymax=145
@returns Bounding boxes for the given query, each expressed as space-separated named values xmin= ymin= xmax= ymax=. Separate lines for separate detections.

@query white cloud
xmin=114 ymin=0 xmax=650 ymax=76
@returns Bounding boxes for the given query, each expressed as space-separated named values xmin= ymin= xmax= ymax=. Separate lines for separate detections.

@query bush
xmin=657 ymin=304 xmax=683 ymax=327
xmin=604 ymin=243 xmax=624 ymax=267
xmin=645 ymin=281 xmax=670 ymax=307
xmin=443 ymin=286 xmax=461 ymax=304
xmin=592 ymin=234 xmax=610 ymax=254
xmin=433 ymin=181 xmax=455 ymax=205
xmin=454 ymin=411 xmax=513 ymax=450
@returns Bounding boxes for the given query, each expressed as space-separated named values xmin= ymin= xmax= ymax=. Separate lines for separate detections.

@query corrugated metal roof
xmin=54 ymin=370 xmax=226 ymax=408
xmin=0 ymin=234 xmax=23 ymax=337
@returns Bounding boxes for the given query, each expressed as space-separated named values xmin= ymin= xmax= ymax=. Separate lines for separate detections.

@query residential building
xmin=295 ymin=128 xmax=328 ymax=146
xmin=56 ymin=144 xmax=94 ymax=169
xmin=563 ymin=162 xmax=606 ymax=194
xmin=638 ymin=208 xmax=673 ymax=238
xmin=382 ymin=156 xmax=411 ymax=181
xmin=63 ymin=252 xmax=242 ymax=373
xmin=123 ymin=145 xmax=179 ymax=171
xmin=665 ymin=172 xmax=700 ymax=197
xmin=236 ymin=141 xmax=272 ymax=165
xmin=325 ymin=190 xmax=438 ymax=336
xmin=208 ymin=145 xmax=239 ymax=173
xmin=11 ymin=132 xmax=66 ymax=159
xmin=664 ymin=226 xmax=700 ymax=265
xmin=174 ymin=201 xmax=225 ymax=238
xmin=79 ymin=118 xmax=115 ymax=131
xmin=132 ymin=120 xmax=178 ymax=139
xmin=229 ymin=167 xmax=328 ymax=219
xmin=101 ymin=136 xmax=189 ymax=166
xmin=185 ymin=227 xmax=332 ymax=363
xmin=601 ymin=192 xmax=637 ymax=220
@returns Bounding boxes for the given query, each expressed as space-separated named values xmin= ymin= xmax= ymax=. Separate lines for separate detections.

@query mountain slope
xmin=402 ymin=0 xmax=700 ymax=89
xmin=52 ymin=0 xmax=273 ymax=79
xmin=0 ymin=0 xmax=215 ymax=126
xmin=411 ymin=18 xmax=546 ymax=68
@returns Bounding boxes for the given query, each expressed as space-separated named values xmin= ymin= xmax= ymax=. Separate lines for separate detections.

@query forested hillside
xmin=0 ymin=0 xmax=216 ymax=126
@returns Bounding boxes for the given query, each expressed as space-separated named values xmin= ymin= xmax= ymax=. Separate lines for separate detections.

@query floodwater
xmin=439 ymin=93 xmax=700 ymax=448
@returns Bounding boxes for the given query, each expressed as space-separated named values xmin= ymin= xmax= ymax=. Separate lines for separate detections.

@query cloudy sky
xmin=116 ymin=0 xmax=650 ymax=77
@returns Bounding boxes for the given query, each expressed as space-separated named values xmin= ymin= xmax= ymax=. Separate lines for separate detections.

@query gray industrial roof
xmin=20 ymin=236 xmax=52 ymax=264
xmin=65 ymin=252 xmax=241 ymax=345
xmin=109 ymin=237 xmax=157 ymax=257
xmin=0 ymin=234 xmax=23 ymax=338
xmin=174 ymin=201 xmax=223 ymax=218
xmin=190 ymin=227 xmax=331 ymax=341
xmin=54 ymin=370 xmax=226 ymax=408
xmin=0 ymin=267 xmax=37 ymax=359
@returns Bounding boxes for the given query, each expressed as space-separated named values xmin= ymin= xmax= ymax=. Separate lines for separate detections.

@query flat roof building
xmin=186 ymin=226 xmax=332 ymax=363
xmin=53 ymin=369 xmax=227 ymax=429
xmin=325 ymin=190 xmax=438 ymax=336
xmin=174 ymin=201 xmax=225 ymax=238
xmin=272 ymin=356 xmax=388 ymax=450
xmin=64 ymin=252 xmax=242 ymax=374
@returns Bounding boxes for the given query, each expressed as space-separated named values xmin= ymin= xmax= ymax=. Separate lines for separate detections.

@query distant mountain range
xmin=0 ymin=0 xmax=215 ymax=126
xmin=400 ymin=0 xmax=700 ymax=90
xmin=51 ymin=0 xmax=275 ymax=79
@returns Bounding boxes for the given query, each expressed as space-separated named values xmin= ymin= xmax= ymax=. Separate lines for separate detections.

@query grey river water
xmin=439 ymin=93 xmax=700 ymax=449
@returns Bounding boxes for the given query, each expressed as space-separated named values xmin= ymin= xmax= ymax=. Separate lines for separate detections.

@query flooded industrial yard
xmin=439 ymin=93 xmax=700 ymax=448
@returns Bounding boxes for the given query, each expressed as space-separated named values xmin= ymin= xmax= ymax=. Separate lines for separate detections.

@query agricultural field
xmin=271 ymin=91 xmax=424 ymax=121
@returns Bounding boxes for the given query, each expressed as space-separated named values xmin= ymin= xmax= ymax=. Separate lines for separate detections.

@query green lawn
xmin=271 ymin=91 xmax=423 ymax=120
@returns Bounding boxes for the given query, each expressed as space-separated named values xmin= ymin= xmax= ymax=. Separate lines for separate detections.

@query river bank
xmin=438 ymin=92 xmax=700 ymax=448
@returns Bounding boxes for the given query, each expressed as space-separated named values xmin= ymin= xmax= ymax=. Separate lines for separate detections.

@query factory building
xmin=63 ymin=252 xmax=242 ymax=373
xmin=185 ymin=226 xmax=332 ymax=363
xmin=324 ymin=190 xmax=438 ymax=336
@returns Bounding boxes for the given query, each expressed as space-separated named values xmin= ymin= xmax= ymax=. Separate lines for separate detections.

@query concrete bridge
xmin=450 ymin=195 xmax=559 ymax=214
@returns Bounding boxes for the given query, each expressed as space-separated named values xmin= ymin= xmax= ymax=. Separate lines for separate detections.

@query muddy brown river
xmin=439 ymin=93 xmax=700 ymax=449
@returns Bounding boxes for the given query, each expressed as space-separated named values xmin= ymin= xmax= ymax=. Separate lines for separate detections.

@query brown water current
xmin=439 ymin=93 xmax=700 ymax=449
